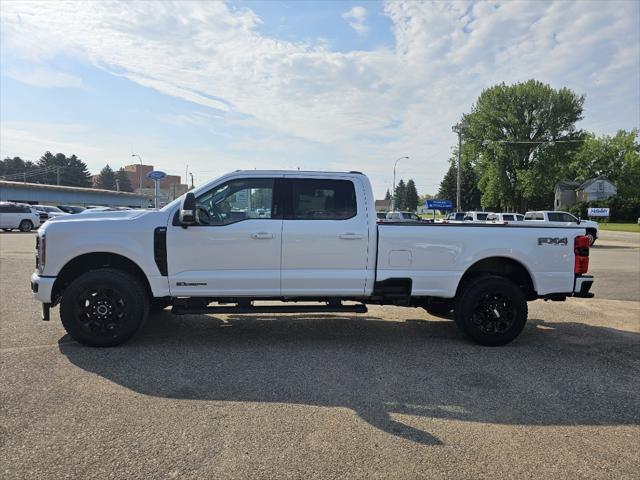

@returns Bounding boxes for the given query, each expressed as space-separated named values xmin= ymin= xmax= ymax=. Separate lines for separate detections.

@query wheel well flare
xmin=52 ymin=252 xmax=151 ymax=303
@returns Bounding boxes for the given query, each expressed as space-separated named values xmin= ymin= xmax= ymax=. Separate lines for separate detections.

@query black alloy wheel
xmin=60 ymin=268 xmax=148 ymax=347
xmin=454 ymin=275 xmax=528 ymax=346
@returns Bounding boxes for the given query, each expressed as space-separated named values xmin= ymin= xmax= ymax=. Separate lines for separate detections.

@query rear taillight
xmin=574 ymin=235 xmax=589 ymax=274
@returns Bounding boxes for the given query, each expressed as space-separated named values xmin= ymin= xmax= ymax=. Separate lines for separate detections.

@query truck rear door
xmin=280 ymin=177 xmax=370 ymax=296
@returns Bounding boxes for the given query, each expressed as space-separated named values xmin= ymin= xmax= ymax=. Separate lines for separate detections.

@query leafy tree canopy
xmin=569 ymin=129 xmax=639 ymax=198
xmin=463 ymin=79 xmax=584 ymax=211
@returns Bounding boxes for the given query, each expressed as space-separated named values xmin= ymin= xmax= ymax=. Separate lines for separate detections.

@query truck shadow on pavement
xmin=58 ymin=313 xmax=640 ymax=446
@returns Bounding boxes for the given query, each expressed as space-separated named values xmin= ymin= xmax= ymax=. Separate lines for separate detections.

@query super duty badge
xmin=176 ymin=282 xmax=208 ymax=286
xmin=538 ymin=237 xmax=568 ymax=246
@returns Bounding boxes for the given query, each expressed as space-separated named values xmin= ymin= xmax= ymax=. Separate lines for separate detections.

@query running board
xmin=171 ymin=303 xmax=368 ymax=315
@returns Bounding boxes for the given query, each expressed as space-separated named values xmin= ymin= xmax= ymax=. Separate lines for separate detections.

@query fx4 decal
xmin=538 ymin=237 xmax=568 ymax=246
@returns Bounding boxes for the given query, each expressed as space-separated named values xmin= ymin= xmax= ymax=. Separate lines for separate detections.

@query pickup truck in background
xmin=524 ymin=210 xmax=599 ymax=245
xmin=31 ymin=170 xmax=594 ymax=348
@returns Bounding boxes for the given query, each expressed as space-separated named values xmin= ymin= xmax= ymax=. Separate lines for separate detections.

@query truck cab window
xmin=289 ymin=179 xmax=356 ymax=220
xmin=195 ymin=178 xmax=274 ymax=225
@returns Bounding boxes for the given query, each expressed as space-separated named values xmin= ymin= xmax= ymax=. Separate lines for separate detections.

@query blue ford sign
xmin=426 ymin=199 xmax=453 ymax=210
xmin=146 ymin=170 xmax=167 ymax=181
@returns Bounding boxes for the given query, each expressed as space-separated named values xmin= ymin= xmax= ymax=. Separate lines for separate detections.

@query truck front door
xmin=166 ymin=177 xmax=283 ymax=297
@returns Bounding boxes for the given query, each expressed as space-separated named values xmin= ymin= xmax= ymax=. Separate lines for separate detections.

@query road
xmin=1 ymin=231 xmax=639 ymax=479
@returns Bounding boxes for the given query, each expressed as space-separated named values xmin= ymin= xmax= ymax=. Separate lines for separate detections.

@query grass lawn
xmin=598 ymin=222 xmax=640 ymax=233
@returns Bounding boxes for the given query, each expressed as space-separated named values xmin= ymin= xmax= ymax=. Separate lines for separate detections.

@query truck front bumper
xmin=31 ymin=272 xmax=56 ymax=304
xmin=573 ymin=275 xmax=594 ymax=298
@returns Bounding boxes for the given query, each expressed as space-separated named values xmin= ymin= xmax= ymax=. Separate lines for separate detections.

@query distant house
xmin=554 ymin=175 xmax=617 ymax=210
xmin=375 ymin=199 xmax=391 ymax=211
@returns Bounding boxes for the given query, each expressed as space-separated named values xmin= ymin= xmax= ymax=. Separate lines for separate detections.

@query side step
xmin=171 ymin=302 xmax=368 ymax=315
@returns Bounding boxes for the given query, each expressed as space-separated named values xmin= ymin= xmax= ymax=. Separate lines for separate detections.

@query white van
xmin=0 ymin=202 xmax=41 ymax=232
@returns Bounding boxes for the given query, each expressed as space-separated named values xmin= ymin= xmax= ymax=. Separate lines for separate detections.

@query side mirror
xmin=179 ymin=192 xmax=197 ymax=227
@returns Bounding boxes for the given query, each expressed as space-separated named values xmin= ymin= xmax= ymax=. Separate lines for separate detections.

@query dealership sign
xmin=587 ymin=207 xmax=610 ymax=217
xmin=426 ymin=199 xmax=453 ymax=210
xmin=146 ymin=170 xmax=167 ymax=181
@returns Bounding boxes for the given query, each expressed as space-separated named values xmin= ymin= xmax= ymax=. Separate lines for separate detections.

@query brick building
xmin=123 ymin=164 xmax=182 ymax=190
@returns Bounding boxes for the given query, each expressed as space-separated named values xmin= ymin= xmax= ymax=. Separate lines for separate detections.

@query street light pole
xmin=392 ymin=156 xmax=409 ymax=211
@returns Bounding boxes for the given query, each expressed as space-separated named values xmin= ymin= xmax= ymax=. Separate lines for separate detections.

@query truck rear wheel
xmin=60 ymin=268 xmax=149 ymax=347
xmin=454 ymin=275 xmax=527 ymax=346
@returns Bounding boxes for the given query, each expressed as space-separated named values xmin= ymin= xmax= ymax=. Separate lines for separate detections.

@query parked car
xmin=0 ymin=202 xmax=41 ymax=232
xmin=444 ymin=212 xmax=466 ymax=222
xmin=463 ymin=211 xmax=492 ymax=222
xmin=57 ymin=205 xmax=86 ymax=214
xmin=386 ymin=211 xmax=423 ymax=222
xmin=524 ymin=210 xmax=599 ymax=245
xmin=32 ymin=169 xmax=594 ymax=348
xmin=486 ymin=213 xmax=525 ymax=223
xmin=33 ymin=205 xmax=70 ymax=220
xmin=376 ymin=212 xmax=388 ymax=220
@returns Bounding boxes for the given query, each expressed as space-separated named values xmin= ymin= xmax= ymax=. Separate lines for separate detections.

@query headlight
xmin=36 ymin=234 xmax=46 ymax=273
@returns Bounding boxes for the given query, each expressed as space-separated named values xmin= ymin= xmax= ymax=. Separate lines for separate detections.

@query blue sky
xmin=1 ymin=0 xmax=639 ymax=197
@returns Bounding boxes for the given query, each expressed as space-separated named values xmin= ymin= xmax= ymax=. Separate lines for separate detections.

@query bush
xmin=569 ymin=196 xmax=640 ymax=222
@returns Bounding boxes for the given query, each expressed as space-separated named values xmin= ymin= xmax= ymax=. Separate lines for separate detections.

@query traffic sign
xmin=146 ymin=170 xmax=167 ymax=181
xmin=588 ymin=207 xmax=610 ymax=217
xmin=426 ymin=199 xmax=453 ymax=210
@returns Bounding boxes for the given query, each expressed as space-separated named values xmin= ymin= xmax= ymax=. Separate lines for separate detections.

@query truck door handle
xmin=339 ymin=233 xmax=363 ymax=240
xmin=250 ymin=232 xmax=274 ymax=239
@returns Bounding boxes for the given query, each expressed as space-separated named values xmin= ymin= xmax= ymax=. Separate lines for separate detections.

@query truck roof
xmin=233 ymin=169 xmax=363 ymax=176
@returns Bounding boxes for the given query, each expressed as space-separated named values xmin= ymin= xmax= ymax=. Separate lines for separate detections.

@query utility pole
xmin=452 ymin=123 xmax=463 ymax=212
xmin=392 ymin=156 xmax=409 ymax=212
xmin=115 ymin=179 xmax=120 ymax=191
xmin=189 ymin=172 xmax=194 ymax=189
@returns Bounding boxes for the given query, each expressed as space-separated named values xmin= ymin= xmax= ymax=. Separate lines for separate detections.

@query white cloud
xmin=5 ymin=65 xmax=84 ymax=89
xmin=342 ymin=6 xmax=369 ymax=36
xmin=0 ymin=0 xmax=638 ymax=196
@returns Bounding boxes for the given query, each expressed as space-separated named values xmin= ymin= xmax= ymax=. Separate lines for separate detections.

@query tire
xmin=424 ymin=298 xmax=454 ymax=318
xmin=586 ymin=230 xmax=596 ymax=246
xmin=60 ymin=268 xmax=149 ymax=347
xmin=19 ymin=220 xmax=33 ymax=232
xmin=454 ymin=275 xmax=528 ymax=346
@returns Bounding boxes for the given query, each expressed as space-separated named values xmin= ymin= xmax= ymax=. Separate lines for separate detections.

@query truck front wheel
xmin=60 ymin=268 xmax=149 ymax=347
xmin=454 ymin=275 xmax=527 ymax=346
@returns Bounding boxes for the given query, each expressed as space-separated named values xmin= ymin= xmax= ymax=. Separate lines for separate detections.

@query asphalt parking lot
xmin=1 ymin=230 xmax=639 ymax=479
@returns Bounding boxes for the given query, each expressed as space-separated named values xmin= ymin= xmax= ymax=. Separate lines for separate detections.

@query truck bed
xmin=376 ymin=222 xmax=586 ymax=298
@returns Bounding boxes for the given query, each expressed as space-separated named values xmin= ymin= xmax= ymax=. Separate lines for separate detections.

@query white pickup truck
xmin=31 ymin=170 xmax=594 ymax=347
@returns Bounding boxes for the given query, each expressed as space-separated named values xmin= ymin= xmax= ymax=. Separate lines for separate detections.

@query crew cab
xmin=31 ymin=170 xmax=594 ymax=348
xmin=524 ymin=210 xmax=599 ymax=245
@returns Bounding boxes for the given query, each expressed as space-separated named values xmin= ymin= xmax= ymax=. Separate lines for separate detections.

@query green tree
xmin=463 ymin=79 xmax=585 ymax=211
xmin=36 ymin=152 xmax=92 ymax=187
xmin=437 ymin=154 xmax=481 ymax=211
xmin=569 ymin=129 xmax=639 ymax=198
xmin=384 ymin=189 xmax=391 ymax=200
xmin=405 ymin=179 xmax=419 ymax=211
xmin=115 ymin=168 xmax=133 ymax=192
xmin=0 ymin=156 xmax=37 ymax=180
xmin=394 ymin=179 xmax=406 ymax=210
xmin=95 ymin=164 xmax=117 ymax=190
